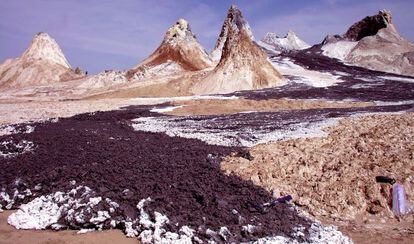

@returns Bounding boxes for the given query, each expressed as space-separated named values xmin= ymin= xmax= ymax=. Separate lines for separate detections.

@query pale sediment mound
xmin=259 ymin=31 xmax=310 ymax=52
xmin=192 ymin=5 xmax=283 ymax=95
xmin=127 ymin=19 xmax=213 ymax=81
xmin=0 ymin=32 xmax=83 ymax=90
xmin=76 ymin=70 xmax=128 ymax=89
xmin=319 ymin=10 xmax=414 ymax=76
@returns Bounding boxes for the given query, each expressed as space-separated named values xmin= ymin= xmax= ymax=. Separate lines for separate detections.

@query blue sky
xmin=1 ymin=0 xmax=413 ymax=74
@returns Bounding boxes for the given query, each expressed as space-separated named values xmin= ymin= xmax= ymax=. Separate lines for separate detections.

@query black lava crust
xmin=0 ymin=105 xmax=311 ymax=242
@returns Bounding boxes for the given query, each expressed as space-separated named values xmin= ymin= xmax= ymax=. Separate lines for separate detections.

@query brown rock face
xmin=192 ymin=5 xmax=283 ymax=95
xmin=210 ymin=5 xmax=254 ymax=61
xmin=127 ymin=19 xmax=212 ymax=80
xmin=344 ymin=10 xmax=393 ymax=41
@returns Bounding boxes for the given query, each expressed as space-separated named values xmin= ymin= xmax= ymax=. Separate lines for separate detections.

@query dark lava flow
xmin=0 ymin=105 xmax=311 ymax=242
xmin=236 ymin=51 xmax=414 ymax=102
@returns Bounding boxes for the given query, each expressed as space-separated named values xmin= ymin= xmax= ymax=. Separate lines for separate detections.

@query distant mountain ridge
xmin=259 ymin=31 xmax=310 ymax=52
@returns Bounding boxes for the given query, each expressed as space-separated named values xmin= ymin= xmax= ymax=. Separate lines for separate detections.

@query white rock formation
xmin=0 ymin=32 xmax=82 ymax=90
xmin=260 ymin=31 xmax=310 ymax=52
xmin=77 ymin=70 xmax=128 ymax=89
xmin=21 ymin=32 xmax=71 ymax=68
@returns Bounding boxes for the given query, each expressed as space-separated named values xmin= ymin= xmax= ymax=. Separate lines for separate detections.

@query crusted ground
xmin=222 ymin=112 xmax=414 ymax=240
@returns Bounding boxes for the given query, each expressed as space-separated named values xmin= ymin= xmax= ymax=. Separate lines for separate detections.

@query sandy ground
xmin=167 ymin=98 xmax=373 ymax=116
xmin=3 ymin=211 xmax=411 ymax=244
xmin=0 ymin=211 xmax=138 ymax=244
xmin=222 ymin=112 xmax=414 ymax=242
xmin=0 ymin=97 xmax=374 ymax=126
xmin=0 ymin=99 xmax=135 ymax=125
xmin=339 ymin=217 xmax=414 ymax=244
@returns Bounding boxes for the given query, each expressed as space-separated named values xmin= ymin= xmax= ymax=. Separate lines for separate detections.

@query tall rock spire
xmin=210 ymin=5 xmax=254 ymax=61
xmin=192 ymin=5 xmax=283 ymax=95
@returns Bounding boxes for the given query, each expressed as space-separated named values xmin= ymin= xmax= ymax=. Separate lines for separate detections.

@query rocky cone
xmin=192 ymin=5 xmax=284 ymax=95
xmin=0 ymin=32 xmax=83 ymax=90
xmin=127 ymin=19 xmax=213 ymax=81
xmin=209 ymin=5 xmax=254 ymax=62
